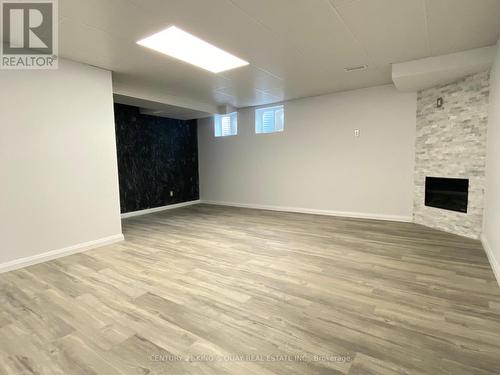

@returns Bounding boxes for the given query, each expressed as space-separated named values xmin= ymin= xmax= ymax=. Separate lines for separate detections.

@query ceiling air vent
xmin=344 ymin=65 xmax=368 ymax=72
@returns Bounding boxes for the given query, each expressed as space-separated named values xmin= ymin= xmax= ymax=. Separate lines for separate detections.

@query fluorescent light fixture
xmin=137 ymin=26 xmax=249 ymax=73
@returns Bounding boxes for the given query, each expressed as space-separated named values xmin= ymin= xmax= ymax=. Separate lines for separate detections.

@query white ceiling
xmin=113 ymin=94 xmax=212 ymax=120
xmin=58 ymin=0 xmax=500 ymax=112
xmin=392 ymin=46 xmax=497 ymax=92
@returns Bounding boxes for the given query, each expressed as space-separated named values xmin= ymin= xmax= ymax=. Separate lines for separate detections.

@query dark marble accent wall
xmin=114 ymin=104 xmax=199 ymax=214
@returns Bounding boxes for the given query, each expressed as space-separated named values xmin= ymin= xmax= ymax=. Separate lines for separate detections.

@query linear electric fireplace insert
xmin=425 ymin=177 xmax=469 ymax=213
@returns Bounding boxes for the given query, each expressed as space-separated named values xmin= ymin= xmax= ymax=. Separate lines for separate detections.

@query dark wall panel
xmin=114 ymin=104 xmax=199 ymax=214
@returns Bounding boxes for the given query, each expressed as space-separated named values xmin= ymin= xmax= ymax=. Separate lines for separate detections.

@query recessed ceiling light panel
xmin=137 ymin=26 xmax=249 ymax=73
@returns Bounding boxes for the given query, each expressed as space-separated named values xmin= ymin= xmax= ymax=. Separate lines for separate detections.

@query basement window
xmin=214 ymin=112 xmax=237 ymax=137
xmin=255 ymin=105 xmax=284 ymax=134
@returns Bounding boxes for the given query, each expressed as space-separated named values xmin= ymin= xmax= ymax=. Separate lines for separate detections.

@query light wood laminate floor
xmin=1 ymin=204 xmax=500 ymax=375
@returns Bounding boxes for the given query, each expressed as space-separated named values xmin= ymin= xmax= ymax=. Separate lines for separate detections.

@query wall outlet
xmin=354 ymin=129 xmax=360 ymax=137
xmin=169 ymin=191 xmax=174 ymax=197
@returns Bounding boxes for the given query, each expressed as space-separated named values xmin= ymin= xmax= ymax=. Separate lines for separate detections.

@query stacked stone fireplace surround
xmin=413 ymin=71 xmax=490 ymax=239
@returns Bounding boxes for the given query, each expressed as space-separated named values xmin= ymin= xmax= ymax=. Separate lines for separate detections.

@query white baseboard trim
xmin=480 ymin=234 xmax=500 ymax=288
xmin=200 ymin=200 xmax=413 ymax=223
xmin=0 ymin=234 xmax=124 ymax=274
xmin=121 ymin=200 xmax=201 ymax=219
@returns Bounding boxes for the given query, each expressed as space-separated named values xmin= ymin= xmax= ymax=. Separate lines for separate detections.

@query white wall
xmin=483 ymin=39 xmax=500 ymax=283
xmin=198 ymin=85 xmax=417 ymax=221
xmin=0 ymin=59 xmax=123 ymax=269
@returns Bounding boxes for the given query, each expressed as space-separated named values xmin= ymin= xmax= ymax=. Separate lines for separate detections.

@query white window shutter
xmin=214 ymin=112 xmax=238 ymax=137
xmin=255 ymin=105 xmax=284 ymax=134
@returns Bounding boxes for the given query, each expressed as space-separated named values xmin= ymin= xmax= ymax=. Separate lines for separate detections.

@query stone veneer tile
xmin=414 ymin=71 xmax=489 ymax=239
